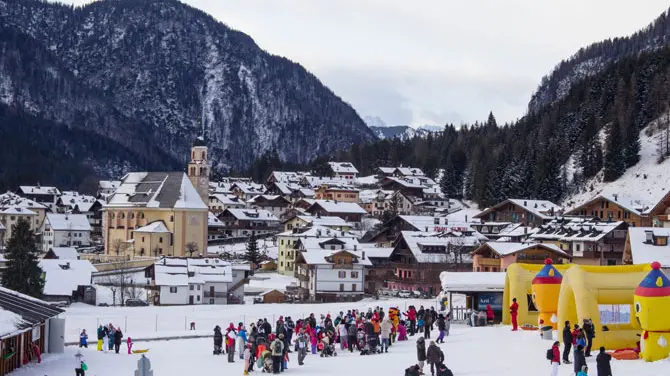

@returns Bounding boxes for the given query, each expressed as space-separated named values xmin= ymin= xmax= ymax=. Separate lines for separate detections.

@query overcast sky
xmin=62 ymin=1 xmax=669 ymax=127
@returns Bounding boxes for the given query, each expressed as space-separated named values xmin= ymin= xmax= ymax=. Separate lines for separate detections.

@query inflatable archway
xmin=503 ymin=263 xmax=572 ymax=327
xmin=557 ymin=264 xmax=651 ymax=350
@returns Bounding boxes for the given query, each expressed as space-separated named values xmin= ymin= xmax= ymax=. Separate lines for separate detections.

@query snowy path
xmin=20 ymin=324 xmax=670 ymax=375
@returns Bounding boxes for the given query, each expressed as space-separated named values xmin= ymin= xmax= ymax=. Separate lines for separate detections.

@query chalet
xmin=377 ymin=167 xmax=397 ymax=178
xmin=208 ymin=212 xmax=227 ymax=242
xmin=0 ymin=207 xmax=37 ymax=250
xmin=623 ymin=227 xmax=670 ymax=267
xmin=208 ymin=194 xmax=246 ymax=213
xmin=56 ymin=192 xmax=103 ymax=238
xmin=247 ymin=195 xmax=292 ymax=218
xmin=566 ymin=193 xmax=653 ymax=227
xmin=230 ymin=182 xmax=266 ymax=201
xmin=43 ymin=247 xmax=79 ymax=260
xmin=328 ymin=162 xmax=359 ymax=181
xmin=359 ymin=246 xmax=394 ymax=294
xmin=266 ymin=171 xmax=307 ymax=185
xmin=0 ymin=287 xmax=65 ymax=376
xmin=470 ymin=222 xmax=536 ymax=242
xmin=472 ymin=242 xmax=570 ymax=272
xmin=365 ymin=215 xmax=487 ymax=247
xmin=387 ymin=231 xmax=482 ymax=295
xmin=295 ymin=245 xmax=371 ymax=302
xmin=210 ymin=182 xmax=234 ymax=195
xmin=18 ymin=185 xmax=60 ymax=212
xmin=217 ymin=208 xmax=280 ymax=238
xmin=642 ymin=191 xmax=670 ymax=227
xmin=264 ymin=182 xmax=295 ymax=200
xmin=530 ymin=217 xmax=628 ymax=265
xmin=380 ymin=177 xmax=425 ymax=197
xmin=306 ymin=200 xmax=367 ymax=224
xmin=40 ymin=213 xmax=92 ymax=252
xmin=473 ymin=199 xmax=562 ymax=227
xmin=38 ymin=259 xmax=96 ymax=303
xmin=358 ymin=189 xmax=392 ymax=217
xmin=277 ymin=226 xmax=358 ymax=276
xmin=314 ymin=184 xmax=360 ymax=204
xmin=301 ymin=175 xmax=350 ymax=189
xmin=0 ymin=192 xmax=47 ymax=232
xmin=282 ymin=215 xmax=352 ymax=232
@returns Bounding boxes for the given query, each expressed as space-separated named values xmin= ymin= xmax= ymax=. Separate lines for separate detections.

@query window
xmin=169 ymin=287 xmax=177 ymax=293
xmin=280 ymin=262 xmax=284 ymax=267
xmin=338 ymin=271 xmax=346 ymax=278
xmin=159 ymin=237 xmax=163 ymax=243
xmin=339 ymin=283 xmax=344 ymax=292
xmin=190 ymin=285 xmax=194 ymax=291
xmin=280 ymin=240 xmax=284 ymax=245
xmin=352 ymin=284 xmax=357 ymax=292
xmin=142 ymin=236 xmax=145 ymax=242
xmin=197 ymin=285 xmax=201 ymax=291
xmin=209 ymin=299 xmax=214 ymax=304
xmin=197 ymin=296 xmax=200 ymax=302
xmin=170 ymin=215 xmax=174 ymax=222
xmin=350 ymin=271 xmax=359 ymax=279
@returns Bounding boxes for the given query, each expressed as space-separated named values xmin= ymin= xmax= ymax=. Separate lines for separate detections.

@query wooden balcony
xmin=476 ymin=257 xmax=501 ymax=267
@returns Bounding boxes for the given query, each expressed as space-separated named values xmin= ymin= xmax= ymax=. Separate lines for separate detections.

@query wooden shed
xmin=259 ymin=260 xmax=277 ymax=271
xmin=260 ymin=289 xmax=286 ymax=304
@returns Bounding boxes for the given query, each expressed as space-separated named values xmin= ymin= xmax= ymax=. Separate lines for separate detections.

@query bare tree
xmin=110 ymin=239 xmax=128 ymax=257
xmin=185 ymin=242 xmax=199 ymax=257
xmin=100 ymin=260 xmax=135 ymax=306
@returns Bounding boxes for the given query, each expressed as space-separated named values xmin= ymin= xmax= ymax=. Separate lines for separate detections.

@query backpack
xmin=274 ymin=340 xmax=282 ymax=354
xmin=546 ymin=348 xmax=553 ymax=360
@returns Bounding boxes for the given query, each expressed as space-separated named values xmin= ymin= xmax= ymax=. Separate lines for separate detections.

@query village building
xmin=0 ymin=207 xmax=37 ymax=249
xmin=282 ymin=215 xmax=352 ymax=232
xmin=38 ymin=259 xmax=96 ymax=303
xmin=359 ymin=245 xmax=394 ymax=294
xmin=230 ymin=182 xmax=266 ymax=201
xmin=97 ymin=180 xmax=121 ymax=198
xmin=623 ymin=227 xmax=670 ymax=267
xmin=565 ymin=193 xmax=653 ymax=227
xmin=207 ymin=212 xmax=227 ymax=242
xmin=472 ymin=242 xmax=570 ymax=272
xmin=103 ymin=171 xmax=209 ymax=258
xmin=530 ymin=217 xmax=628 ymax=265
xmin=365 ymin=215 xmax=486 ymax=247
xmin=470 ymin=222 xmax=536 ymax=242
xmin=473 ymin=199 xmax=562 ymax=227
xmin=43 ymin=247 xmax=79 ymax=260
xmin=642 ymin=191 xmax=670 ymax=227
xmin=305 ymin=200 xmax=368 ymax=224
xmin=208 ymin=194 xmax=246 ymax=213
xmin=247 ymin=195 xmax=292 ymax=218
xmin=276 ymin=226 xmax=358 ymax=276
xmin=210 ymin=182 xmax=234 ymax=195
xmin=18 ymin=185 xmax=60 ymax=212
xmin=0 ymin=287 xmax=65 ymax=376
xmin=0 ymin=192 xmax=47 ymax=232
xmin=40 ymin=213 xmax=92 ymax=252
xmin=266 ymin=171 xmax=308 ymax=185
xmin=55 ymin=192 xmax=103 ymax=239
xmin=359 ymin=189 xmax=393 ymax=217
xmin=314 ymin=184 xmax=360 ymax=204
xmin=328 ymin=162 xmax=359 ymax=181
xmin=387 ymin=230 xmax=482 ymax=295
xmin=379 ymin=177 xmax=425 ymax=198
xmin=216 ymin=208 xmax=280 ymax=238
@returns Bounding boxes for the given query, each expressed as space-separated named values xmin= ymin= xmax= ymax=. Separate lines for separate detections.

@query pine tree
xmin=603 ymin=121 xmax=626 ymax=182
xmin=244 ymin=233 xmax=261 ymax=274
xmin=1 ymin=218 xmax=44 ymax=298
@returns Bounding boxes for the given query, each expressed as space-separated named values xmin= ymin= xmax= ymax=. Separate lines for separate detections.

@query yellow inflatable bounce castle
xmin=634 ymin=261 xmax=670 ymax=362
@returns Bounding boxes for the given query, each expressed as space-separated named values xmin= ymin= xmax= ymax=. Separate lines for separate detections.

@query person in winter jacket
xmin=214 ymin=325 xmax=224 ymax=355
xmin=113 ymin=328 xmax=123 ymax=354
xmin=444 ymin=313 xmax=451 ymax=336
xmin=398 ymin=321 xmax=408 ymax=341
xmin=107 ymin=325 xmax=115 ymax=351
xmin=79 ymin=329 xmax=88 ymax=348
xmin=347 ymin=322 xmax=358 ymax=353
xmin=127 ymin=337 xmax=133 ymax=354
xmin=416 ymin=336 xmax=427 ymax=375
xmin=102 ymin=325 xmax=109 ymax=353
xmin=243 ymin=343 xmax=252 ymax=375
xmin=381 ymin=318 xmax=393 ymax=353
xmin=295 ymin=329 xmax=308 ymax=366
xmin=510 ymin=298 xmax=519 ymax=331
xmin=406 ymin=306 xmax=417 ymax=336
xmin=423 ymin=310 xmax=433 ymax=339
xmin=238 ymin=324 xmax=248 ymax=360
xmin=576 ymin=331 xmax=587 ymax=350
xmin=426 ymin=340 xmax=444 ymax=376
xmin=486 ymin=305 xmax=494 ymax=325
xmin=583 ymin=319 xmax=595 ymax=357
xmin=562 ymin=321 xmax=573 ymax=364
xmin=430 ymin=307 xmax=437 ymax=331
xmin=309 ymin=329 xmax=318 ymax=354
xmin=577 ymin=365 xmax=589 ymax=376
xmin=271 ymin=334 xmax=284 ymax=374
xmin=285 ymin=317 xmax=295 ymax=351
xmin=572 ymin=325 xmax=581 ymax=345
xmin=436 ymin=315 xmax=447 ymax=343
xmin=74 ymin=350 xmax=85 ymax=376
xmin=338 ymin=322 xmax=348 ymax=350
xmin=96 ymin=326 xmax=103 ymax=351
xmin=436 ymin=363 xmax=454 ymax=376
xmin=549 ymin=341 xmax=561 ymax=376
xmin=573 ymin=345 xmax=587 ymax=376
xmin=595 ymin=347 xmax=612 ymax=376
xmin=226 ymin=324 xmax=237 ymax=363
xmin=405 ymin=364 xmax=421 ymax=376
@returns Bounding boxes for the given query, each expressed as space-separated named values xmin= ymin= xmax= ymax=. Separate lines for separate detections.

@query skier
xmin=79 ymin=329 xmax=88 ymax=348
xmin=510 ymin=297 xmax=519 ymax=331
xmin=416 ymin=336 xmax=427 ymax=375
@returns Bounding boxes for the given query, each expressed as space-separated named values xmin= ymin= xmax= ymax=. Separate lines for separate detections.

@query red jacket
xmin=486 ymin=305 xmax=494 ymax=320
xmin=407 ymin=308 xmax=417 ymax=321
xmin=572 ymin=329 xmax=579 ymax=345
xmin=510 ymin=302 xmax=519 ymax=316
xmin=551 ymin=345 xmax=560 ymax=363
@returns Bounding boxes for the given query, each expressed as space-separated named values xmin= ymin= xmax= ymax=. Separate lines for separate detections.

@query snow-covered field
xmin=21 ymin=319 xmax=670 ymax=376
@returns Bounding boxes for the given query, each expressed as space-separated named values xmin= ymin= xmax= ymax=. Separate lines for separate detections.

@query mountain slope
xmin=369 ymin=125 xmax=444 ymax=141
xmin=0 ymin=0 xmax=376 ymax=178
xmin=529 ymin=7 xmax=670 ymax=113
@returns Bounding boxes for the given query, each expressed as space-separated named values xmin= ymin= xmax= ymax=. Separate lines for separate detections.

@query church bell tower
xmin=187 ymin=136 xmax=210 ymax=204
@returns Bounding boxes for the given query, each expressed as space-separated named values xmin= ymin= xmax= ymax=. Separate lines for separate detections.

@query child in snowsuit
xmin=127 ymin=337 xmax=133 ymax=354
xmin=74 ymin=350 xmax=85 ymax=376
xmin=96 ymin=326 xmax=103 ymax=351
xmin=576 ymin=365 xmax=589 ymax=376
xmin=79 ymin=330 xmax=88 ymax=348
xmin=310 ymin=329 xmax=318 ymax=354
xmin=107 ymin=325 xmax=115 ymax=351
xmin=398 ymin=321 xmax=408 ymax=341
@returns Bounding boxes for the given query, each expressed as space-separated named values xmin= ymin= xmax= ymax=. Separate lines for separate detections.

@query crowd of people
xmin=546 ymin=319 xmax=612 ymax=376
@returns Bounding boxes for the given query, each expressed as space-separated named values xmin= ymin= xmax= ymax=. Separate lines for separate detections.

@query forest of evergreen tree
xmin=243 ymin=46 xmax=670 ymax=208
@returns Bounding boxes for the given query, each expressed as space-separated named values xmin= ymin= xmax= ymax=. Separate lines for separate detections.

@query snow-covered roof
xmin=0 ymin=192 xmax=47 ymax=211
xmin=270 ymin=182 xmax=293 ymax=195
xmin=397 ymin=231 xmax=482 ymax=263
xmin=278 ymin=225 xmax=358 ymax=239
xmin=378 ymin=167 xmax=396 ymax=174
xmin=154 ymin=265 xmax=189 ymax=286
xmin=300 ymin=249 xmax=372 ymax=266
xmin=303 ymin=176 xmax=351 ymax=188
xmin=328 ymin=162 xmax=359 ymax=174
xmin=568 ymin=193 xmax=655 ymax=216
xmin=231 ymin=182 xmax=266 ymax=194
xmin=479 ymin=241 xmax=569 ymax=257
xmin=58 ymin=191 xmax=98 ymax=212
xmin=134 ymin=221 xmax=170 ymax=234
xmin=155 ymin=258 xmax=233 ymax=285
xmin=355 ymin=175 xmax=379 ymax=186
xmin=47 ymin=247 xmax=79 ymax=260
xmin=45 ymin=213 xmax=91 ymax=232
xmin=440 ymin=271 xmax=506 ymax=292
xmin=295 ymin=215 xmax=351 ymax=228
xmin=396 ymin=167 xmax=425 ymax=177
xmin=381 ymin=177 xmax=425 ymax=189
xmin=299 ymin=188 xmax=315 ymax=198
xmin=107 ymin=172 xmax=207 ymax=210
xmin=222 ymin=208 xmax=279 ymax=222
xmin=475 ymin=199 xmax=562 ymax=220
xmin=627 ymin=227 xmax=670 ymax=267
xmin=39 ymin=259 xmax=96 ymax=296
xmin=208 ymin=212 xmax=225 ymax=227
xmin=308 ymin=200 xmax=367 ymax=214
xmin=269 ymin=171 xmax=305 ymax=184
xmin=357 ymin=246 xmax=393 ymax=259
xmin=210 ymin=194 xmax=245 ymax=206
xmin=0 ymin=206 xmax=36 ymax=216
xmin=19 ymin=185 xmax=60 ymax=196
xmin=531 ymin=218 xmax=626 ymax=242
xmin=98 ymin=180 xmax=121 ymax=190
xmin=0 ymin=308 xmax=27 ymax=338
xmin=298 ymin=236 xmax=361 ymax=252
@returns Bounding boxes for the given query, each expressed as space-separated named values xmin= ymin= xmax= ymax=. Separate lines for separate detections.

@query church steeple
xmin=187 ymin=136 xmax=209 ymax=204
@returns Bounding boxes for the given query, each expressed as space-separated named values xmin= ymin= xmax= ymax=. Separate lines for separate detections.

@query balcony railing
xmin=476 ymin=257 xmax=501 ymax=267
xmin=204 ymin=291 xmax=227 ymax=298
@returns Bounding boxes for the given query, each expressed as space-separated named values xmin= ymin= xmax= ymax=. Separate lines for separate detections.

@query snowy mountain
xmin=369 ymin=125 xmax=443 ymax=141
xmin=363 ymin=116 xmax=388 ymax=128
xmin=529 ymin=7 xmax=670 ymax=113
xmin=0 ymin=0 xmax=376 ymax=180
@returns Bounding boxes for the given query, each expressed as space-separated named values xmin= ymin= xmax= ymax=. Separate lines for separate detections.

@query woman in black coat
xmin=573 ymin=345 xmax=586 ymax=375
xmin=416 ymin=336 xmax=427 ymax=375
xmin=596 ymin=346 xmax=612 ymax=376
xmin=113 ymin=329 xmax=123 ymax=354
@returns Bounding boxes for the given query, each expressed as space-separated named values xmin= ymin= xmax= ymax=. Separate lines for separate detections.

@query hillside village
xmin=0 ymin=138 xmax=668 ymax=308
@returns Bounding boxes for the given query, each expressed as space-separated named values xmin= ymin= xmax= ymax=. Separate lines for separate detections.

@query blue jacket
xmin=80 ymin=333 xmax=88 ymax=345
xmin=576 ymin=338 xmax=586 ymax=348
xmin=239 ymin=329 xmax=248 ymax=342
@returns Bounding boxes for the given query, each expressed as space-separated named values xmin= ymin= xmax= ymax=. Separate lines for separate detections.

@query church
xmin=102 ymin=139 xmax=210 ymax=258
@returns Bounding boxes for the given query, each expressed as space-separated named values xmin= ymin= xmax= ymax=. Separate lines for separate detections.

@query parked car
xmin=125 ymin=299 xmax=149 ymax=307
xmin=398 ymin=290 xmax=412 ymax=298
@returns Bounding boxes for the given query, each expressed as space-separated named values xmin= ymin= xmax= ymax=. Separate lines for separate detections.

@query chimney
xmin=66 ymin=262 xmax=70 ymax=269
xmin=524 ymin=227 xmax=527 ymax=235
xmin=524 ymin=201 xmax=527 ymax=206
xmin=613 ymin=194 xmax=618 ymax=202
xmin=341 ymin=231 xmax=345 ymax=236
xmin=362 ymin=251 xmax=366 ymax=260
xmin=354 ymin=244 xmax=357 ymax=251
